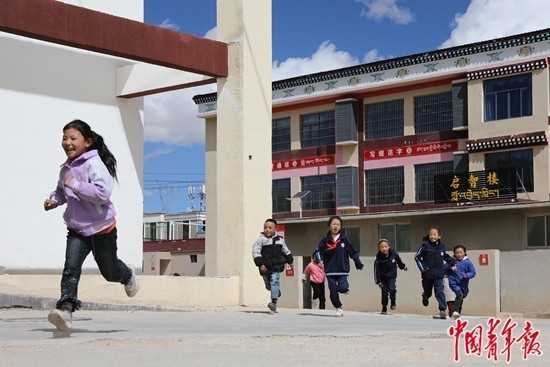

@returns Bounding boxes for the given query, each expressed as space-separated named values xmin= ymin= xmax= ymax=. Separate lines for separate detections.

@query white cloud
xmin=143 ymin=26 xmax=217 ymax=148
xmin=440 ymin=0 xmax=550 ymax=48
xmin=362 ymin=49 xmax=386 ymax=63
xmin=158 ymin=18 xmax=179 ymax=31
xmin=143 ymin=84 xmax=214 ymax=146
xmin=272 ymin=41 xmax=359 ymax=81
xmin=357 ymin=0 xmax=414 ymax=25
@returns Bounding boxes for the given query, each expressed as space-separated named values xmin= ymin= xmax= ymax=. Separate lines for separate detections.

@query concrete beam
xmin=0 ymin=0 xmax=227 ymax=78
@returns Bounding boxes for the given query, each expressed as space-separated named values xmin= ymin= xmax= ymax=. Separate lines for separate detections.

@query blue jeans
xmin=57 ymin=228 xmax=132 ymax=311
xmin=262 ymin=271 xmax=280 ymax=301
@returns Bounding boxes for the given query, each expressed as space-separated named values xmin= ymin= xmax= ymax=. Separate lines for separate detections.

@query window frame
xmin=272 ymin=117 xmax=291 ymax=152
xmin=484 ymin=73 xmax=532 ymax=122
xmin=365 ymin=99 xmax=404 ymax=140
xmin=415 ymin=161 xmax=454 ymax=202
xmin=272 ymin=178 xmax=291 ymax=213
xmin=300 ymin=110 xmax=335 ymax=148
xmin=526 ymin=215 xmax=550 ymax=248
xmin=365 ymin=166 xmax=404 ymax=205
xmin=379 ymin=223 xmax=411 ymax=252
xmin=301 ymin=174 xmax=336 ymax=210
xmin=414 ymin=91 xmax=453 ymax=134
xmin=485 ymin=148 xmax=534 ymax=193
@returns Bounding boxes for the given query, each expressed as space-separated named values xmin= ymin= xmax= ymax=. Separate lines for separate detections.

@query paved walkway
xmin=1 ymin=307 xmax=548 ymax=366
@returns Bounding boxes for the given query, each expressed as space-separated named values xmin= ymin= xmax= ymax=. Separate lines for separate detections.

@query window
xmin=300 ymin=111 xmax=335 ymax=148
xmin=414 ymin=91 xmax=453 ymax=134
xmin=366 ymin=167 xmax=404 ymax=205
xmin=144 ymin=223 xmax=157 ymax=241
xmin=485 ymin=149 xmax=533 ymax=192
xmin=526 ymin=216 xmax=550 ymax=247
xmin=301 ymin=174 xmax=336 ymax=210
xmin=172 ymin=221 xmax=190 ymax=240
xmin=190 ymin=254 xmax=198 ymax=263
xmin=343 ymin=227 xmax=361 ymax=253
xmin=415 ymin=161 xmax=453 ymax=202
xmin=272 ymin=117 xmax=291 ymax=152
xmin=484 ymin=73 xmax=532 ymax=121
xmin=379 ymin=224 xmax=411 ymax=252
xmin=272 ymin=179 xmax=291 ymax=213
xmin=365 ymin=99 xmax=404 ymax=140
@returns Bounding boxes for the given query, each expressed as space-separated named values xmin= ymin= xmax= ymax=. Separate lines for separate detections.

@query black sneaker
xmin=390 ymin=301 xmax=396 ymax=310
xmin=381 ymin=307 xmax=388 ymax=315
xmin=268 ymin=302 xmax=277 ymax=313
xmin=422 ymin=297 xmax=429 ymax=307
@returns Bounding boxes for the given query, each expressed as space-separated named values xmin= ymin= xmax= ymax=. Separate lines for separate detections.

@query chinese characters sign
xmin=448 ymin=317 xmax=543 ymax=363
xmin=364 ymin=140 xmax=457 ymax=160
xmin=434 ymin=168 xmax=517 ymax=204
xmin=272 ymin=155 xmax=334 ymax=171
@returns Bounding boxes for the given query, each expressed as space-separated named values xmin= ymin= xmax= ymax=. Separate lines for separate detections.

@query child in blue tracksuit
xmin=445 ymin=245 xmax=476 ymax=320
xmin=374 ymin=239 xmax=408 ymax=314
xmin=316 ymin=216 xmax=364 ymax=317
xmin=414 ymin=226 xmax=456 ymax=319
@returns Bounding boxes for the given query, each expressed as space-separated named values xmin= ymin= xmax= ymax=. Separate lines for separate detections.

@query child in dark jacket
xmin=445 ymin=245 xmax=476 ymax=320
xmin=252 ymin=218 xmax=294 ymax=313
xmin=414 ymin=226 xmax=456 ymax=319
xmin=374 ymin=239 xmax=407 ymax=314
xmin=316 ymin=216 xmax=364 ymax=317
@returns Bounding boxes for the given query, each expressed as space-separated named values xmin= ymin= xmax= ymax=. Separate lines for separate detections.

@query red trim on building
xmin=143 ymin=238 xmax=205 ymax=253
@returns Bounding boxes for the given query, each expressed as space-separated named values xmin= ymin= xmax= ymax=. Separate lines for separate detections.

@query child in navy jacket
xmin=374 ymin=239 xmax=407 ymax=314
xmin=445 ymin=245 xmax=476 ymax=319
xmin=414 ymin=227 xmax=456 ymax=319
xmin=316 ymin=216 xmax=363 ymax=317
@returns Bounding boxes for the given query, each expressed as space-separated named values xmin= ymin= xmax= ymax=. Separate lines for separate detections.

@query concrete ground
xmin=0 ymin=306 xmax=548 ymax=367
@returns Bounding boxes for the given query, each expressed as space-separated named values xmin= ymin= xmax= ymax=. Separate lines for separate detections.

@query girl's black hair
xmin=453 ymin=245 xmax=467 ymax=255
xmin=64 ymin=119 xmax=118 ymax=181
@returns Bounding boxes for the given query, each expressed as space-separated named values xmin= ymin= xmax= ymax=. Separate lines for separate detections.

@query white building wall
xmin=0 ymin=0 xmax=144 ymax=270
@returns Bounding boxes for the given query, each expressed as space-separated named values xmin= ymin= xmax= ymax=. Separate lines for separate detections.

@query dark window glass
xmin=272 ymin=117 xmax=291 ymax=152
xmin=485 ymin=149 xmax=533 ymax=192
xmin=414 ymin=91 xmax=453 ymax=134
xmin=365 ymin=99 xmax=404 ymax=139
xmin=301 ymin=174 xmax=336 ymax=210
xmin=272 ymin=179 xmax=291 ymax=213
xmin=484 ymin=73 xmax=532 ymax=121
xmin=300 ymin=111 xmax=335 ymax=148
xmin=366 ymin=167 xmax=404 ymax=205
xmin=415 ymin=161 xmax=454 ymax=202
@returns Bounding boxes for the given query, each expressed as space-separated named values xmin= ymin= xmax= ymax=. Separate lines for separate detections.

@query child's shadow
xmin=298 ymin=312 xmax=334 ymax=317
xmin=33 ymin=327 xmax=126 ymax=339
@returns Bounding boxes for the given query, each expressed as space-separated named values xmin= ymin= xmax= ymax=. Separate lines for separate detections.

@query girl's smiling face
xmin=62 ymin=128 xmax=91 ymax=160
xmin=428 ymin=228 xmax=441 ymax=243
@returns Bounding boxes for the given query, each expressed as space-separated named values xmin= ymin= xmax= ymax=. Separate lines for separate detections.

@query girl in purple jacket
xmin=44 ymin=119 xmax=139 ymax=332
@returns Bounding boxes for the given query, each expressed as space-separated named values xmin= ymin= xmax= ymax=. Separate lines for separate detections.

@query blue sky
xmin=142 ymin=0 xmax=550 ymax=213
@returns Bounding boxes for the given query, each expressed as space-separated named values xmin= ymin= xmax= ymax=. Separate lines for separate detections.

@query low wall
xmin=301 ymin=249 xmax=500 ymax=317
xmin=500 ymin=249 xmax=550 ymax=318
xmin=2 ymin=249 xmax=548 ymax=317
xmin=0 ymin=273 xmax=239 ymax=310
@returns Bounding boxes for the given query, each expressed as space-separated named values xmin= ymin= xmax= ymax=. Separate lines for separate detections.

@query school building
xmin=194 ymin=28 xmax=550 ymax=317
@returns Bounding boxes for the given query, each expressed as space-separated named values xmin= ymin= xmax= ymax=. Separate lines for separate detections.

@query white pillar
xmin=205 ymin=0 xmax=272 ymax=306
